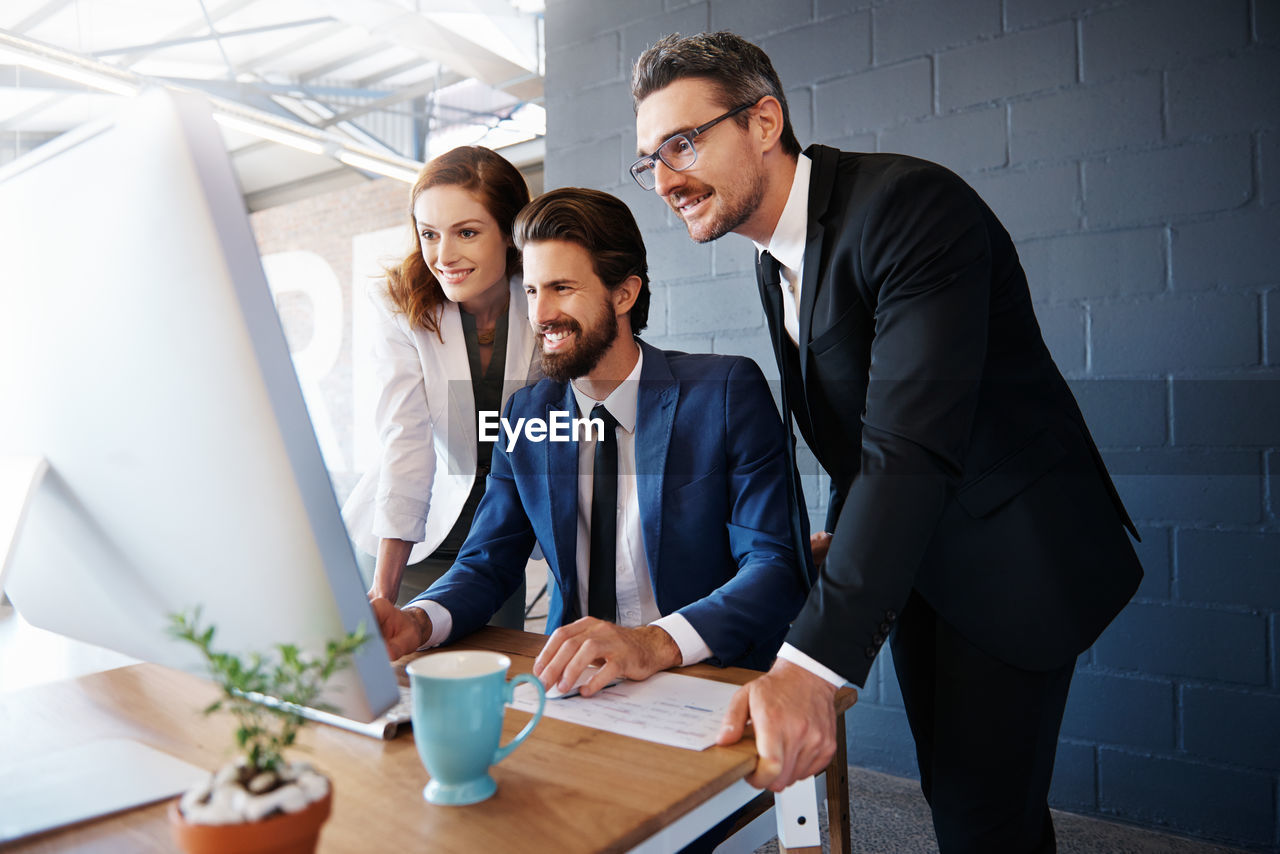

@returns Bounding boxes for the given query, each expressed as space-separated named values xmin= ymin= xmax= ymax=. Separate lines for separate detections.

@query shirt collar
xmin=570 ymin=345 xmax=642 ymax=433
xmin=753 ymin=152 xmax=811 ymax=273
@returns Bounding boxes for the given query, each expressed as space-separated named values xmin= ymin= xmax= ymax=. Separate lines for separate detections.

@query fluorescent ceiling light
xmin=8 ymin=51 xmax=139 ymax=98
xmin=337 ymin=150 xmax=420 ymax=183
xmin=212 ymin=113 xmax=329 ymax=156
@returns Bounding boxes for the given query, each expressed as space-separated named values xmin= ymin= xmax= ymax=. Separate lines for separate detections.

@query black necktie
xmin=588 ymin=403 xmax=619 ymax=620
xmin=757 ymin=251 xmax=813 ymax=592
xmin=758 ymin=251 xmax=793 ymax=417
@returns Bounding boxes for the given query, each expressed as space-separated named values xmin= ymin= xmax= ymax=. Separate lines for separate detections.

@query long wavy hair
xmin=385 ymin=146 xmax=530 ymax=337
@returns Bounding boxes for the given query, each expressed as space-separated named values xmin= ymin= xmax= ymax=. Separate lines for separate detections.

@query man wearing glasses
xmin=631 ymin=31 xmax=1143 ymax=854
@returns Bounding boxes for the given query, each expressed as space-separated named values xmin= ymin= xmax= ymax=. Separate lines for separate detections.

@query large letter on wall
xmin=260 ymin=250 xmax=347 ymax=475
xmin=351 ymin=227 xmax=411 ymax=473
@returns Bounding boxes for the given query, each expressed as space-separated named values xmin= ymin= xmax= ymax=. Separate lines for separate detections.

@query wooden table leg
xmin=826 ymin=711 xmax=851 ymax=854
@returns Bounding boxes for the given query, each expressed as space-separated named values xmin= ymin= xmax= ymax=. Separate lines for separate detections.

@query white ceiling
xmin=0 ymin=0 xmax=545 ymax=209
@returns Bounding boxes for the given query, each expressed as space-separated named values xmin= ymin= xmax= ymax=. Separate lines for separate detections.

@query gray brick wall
xmin=542 ymin=0 xmax=1280 ymax=848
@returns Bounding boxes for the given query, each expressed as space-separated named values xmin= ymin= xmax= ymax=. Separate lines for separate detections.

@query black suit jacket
xmin=772 ymin=144 xmax=1143 ymax=686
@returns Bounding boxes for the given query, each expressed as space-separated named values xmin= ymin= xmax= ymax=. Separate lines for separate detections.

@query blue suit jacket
xmin=413 ymin=340 xmax=812 ymax=671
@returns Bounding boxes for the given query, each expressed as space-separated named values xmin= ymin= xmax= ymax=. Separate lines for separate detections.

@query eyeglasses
xmin=629 ymin=101 xmax=757 ymax=191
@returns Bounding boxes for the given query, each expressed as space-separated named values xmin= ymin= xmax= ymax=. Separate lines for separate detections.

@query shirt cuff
xmin=404 ymin=600 xmax=453 ymax=649
xmin=777 ymin=643 xmax=847 ymax=688
xmin=372 ymin=494 xmax=429 ymax=543
xmin=651 ymin=613 xmax=711 ymax=666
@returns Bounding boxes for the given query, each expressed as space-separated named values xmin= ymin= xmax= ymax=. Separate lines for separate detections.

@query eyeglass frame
xmin=629 ymin=100 xmax=759 ymax=190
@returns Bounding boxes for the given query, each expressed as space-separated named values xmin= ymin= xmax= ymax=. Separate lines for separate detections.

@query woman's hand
xmin=368 ymin=538 xmax=415 ymax=602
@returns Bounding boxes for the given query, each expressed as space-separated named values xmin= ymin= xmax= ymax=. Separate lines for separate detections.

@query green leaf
xmin=168 ymin=607 xmax=372 ymax=773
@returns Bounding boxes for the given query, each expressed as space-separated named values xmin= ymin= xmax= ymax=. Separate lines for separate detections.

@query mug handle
xmin=494 ymin=672 xmax=545 ymax=765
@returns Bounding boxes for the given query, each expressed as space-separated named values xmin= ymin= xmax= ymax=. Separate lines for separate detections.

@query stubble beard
xmin=680 ymin=166 xmax=767 ymax=244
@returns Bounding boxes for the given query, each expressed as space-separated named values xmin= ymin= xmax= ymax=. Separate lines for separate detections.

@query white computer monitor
xmin=0 ymin=88 xmax=398 ymax=722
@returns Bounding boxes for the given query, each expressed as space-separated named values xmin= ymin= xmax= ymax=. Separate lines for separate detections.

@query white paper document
xmin=509 ymin=671 xmax=740 ymax=751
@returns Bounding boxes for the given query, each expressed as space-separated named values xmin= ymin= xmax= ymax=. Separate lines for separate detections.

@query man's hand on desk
xmin=532 ymin=618 xmax=681 ymax=697
xmin=370 ymin=597 xmax=432 ymax=660
xmin=717 ymin=658 xmax=848 ymax=793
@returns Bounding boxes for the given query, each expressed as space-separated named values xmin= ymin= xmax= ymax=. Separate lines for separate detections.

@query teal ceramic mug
xmin=406 ymin=650 xmax=546 ymax=806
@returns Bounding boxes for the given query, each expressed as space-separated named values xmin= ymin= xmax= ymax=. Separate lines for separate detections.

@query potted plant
xmin=166 ymin=609 xmax=369 ymax=854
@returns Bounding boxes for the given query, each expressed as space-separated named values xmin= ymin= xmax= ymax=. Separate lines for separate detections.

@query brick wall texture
xmin=542 ymin=0 xmax=1279 ymax=849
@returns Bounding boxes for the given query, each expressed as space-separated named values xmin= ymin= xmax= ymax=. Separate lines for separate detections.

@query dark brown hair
xmin=513 ymin=188 xmax=651 ymax=335
xmin=631 ymin=31 xmax=801 ymax=157
xmin=386 ymin=146 xmax=530 ymax=336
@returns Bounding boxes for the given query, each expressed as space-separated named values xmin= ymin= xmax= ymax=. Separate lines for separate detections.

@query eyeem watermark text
xmin=478 ymin=410 xmax=605 ymax=452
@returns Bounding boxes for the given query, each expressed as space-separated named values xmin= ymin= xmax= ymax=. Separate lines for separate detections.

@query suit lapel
xmin=633 ymin=342 xmax=676 ymax=593
xmin=798 ymin=144 xmax=840 ymax=384
xmin=545 ymin=381 xmax=582 ymax=619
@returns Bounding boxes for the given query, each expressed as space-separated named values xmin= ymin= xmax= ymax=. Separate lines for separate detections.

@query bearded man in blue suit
xmin=373 ymin=187 xmax=812 ymax=697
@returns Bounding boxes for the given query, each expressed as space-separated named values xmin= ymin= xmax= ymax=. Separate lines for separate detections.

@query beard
xmin=676 ymin=166 xmax=767 ymax=244
xmin=538 ymin=299 xmax=619 ymax=383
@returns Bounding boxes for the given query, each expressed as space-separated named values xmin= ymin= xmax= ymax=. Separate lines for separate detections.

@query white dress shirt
xmin=754 ymin=153 xmax=811 ymax=346
xmin=754 ymin=152 xmax=849 ymax=689
xmin=414 ymin=347 xmax=711 ymax=666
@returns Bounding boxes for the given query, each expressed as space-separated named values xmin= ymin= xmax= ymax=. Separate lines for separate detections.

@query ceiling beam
xmin=234 ymin=20 xmax=345 ymax=72
xmin=91 ymin=17 xmax=336 ymax=59
xmin=157 ymin=76 xmax=300 ymax=119
xmin=355 ymin=57 xmax=450 ymax=89
xmin=11 ymin=0 xmax=75 ymax=34
xmin=162 ymin=75 xmax=393 ymax=101
xmin=113 ymin=0 xmax=262 ymax=68
xmin=316 ymin=76 xmax=449 ymax=127
xmin=320 ymin=0 xmax=542 ymax=100
xmin=282 ymin=96 xmax=399 ymax=154
xmin=296 ymin=42 xmax=386 ymax=83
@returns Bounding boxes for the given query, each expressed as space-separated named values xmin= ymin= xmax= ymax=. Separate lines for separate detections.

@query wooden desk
xmin=1 ymin=627 xmax=855 ymax=853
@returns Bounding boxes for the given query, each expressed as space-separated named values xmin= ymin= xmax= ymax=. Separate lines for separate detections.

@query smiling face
xmin=412 ymin=184 xmax=511 ymax=308
xmin=635 ymin=78 xmax=769 ymax=244
xmin=522 ymin=239 xmax=627 ymax=383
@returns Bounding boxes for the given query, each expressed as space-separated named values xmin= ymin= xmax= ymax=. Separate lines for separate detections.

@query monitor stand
xmin=0 ymin=458 xmax=210 ymax=841
xmin=0 ymin=456 xmax=47 ymax=603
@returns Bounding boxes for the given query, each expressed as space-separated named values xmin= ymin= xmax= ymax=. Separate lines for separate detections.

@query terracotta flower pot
xmin=168 ymin=788 xmax=333 ymax=854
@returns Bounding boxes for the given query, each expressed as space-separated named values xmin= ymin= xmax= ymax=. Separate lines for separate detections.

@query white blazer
xmin=342 ymin=276 xmax=540 ymax=563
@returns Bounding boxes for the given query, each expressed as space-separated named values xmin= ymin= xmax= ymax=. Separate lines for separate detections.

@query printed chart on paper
xmin=510 ymin=671 xmax=740 ymax=750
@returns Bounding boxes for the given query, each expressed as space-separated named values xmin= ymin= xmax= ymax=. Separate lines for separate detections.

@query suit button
xmin=873 ymin=635 xmax=884 ymax=647
xmin=885 ymin=610 xmax=897 ymax=621
xmin=880 ymin=622 xmax=891 ymax=633
xmin=864 ymin=647 xmax=876 ymax=659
